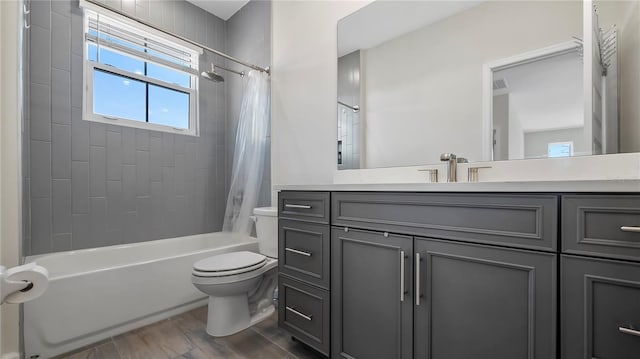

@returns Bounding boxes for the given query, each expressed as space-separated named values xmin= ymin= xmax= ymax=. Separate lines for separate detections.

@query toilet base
xmin=205 ymin=295 xmax=275 ymax=337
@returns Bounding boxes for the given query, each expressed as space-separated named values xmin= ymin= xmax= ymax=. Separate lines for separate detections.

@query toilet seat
xmin=193 ymin=251 xmax=267 ymax=277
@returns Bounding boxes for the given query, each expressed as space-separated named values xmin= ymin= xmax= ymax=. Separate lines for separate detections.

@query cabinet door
xmin=414 ymin=237 xmax=556 ymax=359
xmin=562 ymin=255 xmax=640 ymax=359
xmin=331 ymin=228 xmax=413 ymax=359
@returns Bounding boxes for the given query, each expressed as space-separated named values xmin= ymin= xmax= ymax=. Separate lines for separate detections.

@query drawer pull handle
xmin=285 ymin=204 xmax=312 ymax=209
xmin=416 ymin=253 xmax=421 ymax=306
xmin=286 ymin=306 xmax=312 ymax=321
xmin=400 ymin=251 xmax=405 ymax=302
xmin=285 ymin=247 xmax=312 ymax=257
xmin=620 ymin=226 xmax=640 ymax=233
xmin=619 ymin=326 xmax=640 ymax=337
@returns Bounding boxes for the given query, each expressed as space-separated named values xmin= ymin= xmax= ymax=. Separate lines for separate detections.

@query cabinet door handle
xmin=286 ymin=306 xmax=312 ymax=321
xmin=416 ymin=253 xmax=421 ymax=306
xmin=620 ymin=226 xmax=640 ymax=233
xmin=285 ymin=247 xmax=312 ymax=257
xmin=285 ymin=204 xmax=312 ymax=209
xmin=400 ymin=251 xmax=405 ymax=302
xmin=619 ymin=326 xmax=640 ymax=337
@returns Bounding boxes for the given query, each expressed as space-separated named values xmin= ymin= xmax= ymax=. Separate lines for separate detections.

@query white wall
xmin=361 ymin=1 xmax=582 ymax=168
xmin=1 ymin=0 xmax=22 ymax=356
xmin=271 ymin=0 xmax=370 ymax=197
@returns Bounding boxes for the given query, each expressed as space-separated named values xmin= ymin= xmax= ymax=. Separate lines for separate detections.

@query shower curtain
xmin=223 ymin=70 xmax=271 ymax=235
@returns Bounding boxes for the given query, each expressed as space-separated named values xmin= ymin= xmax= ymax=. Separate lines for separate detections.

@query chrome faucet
xmin=440 ymin=153 xmax=467 ymax=182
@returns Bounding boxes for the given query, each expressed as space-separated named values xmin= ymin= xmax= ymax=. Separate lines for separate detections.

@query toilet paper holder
xmin=0 ymin=262 xmax=48 ymax=305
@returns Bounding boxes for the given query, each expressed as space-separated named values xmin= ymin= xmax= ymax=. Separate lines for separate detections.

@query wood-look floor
xmin=54 ymin=307 xmax=325 ymax=359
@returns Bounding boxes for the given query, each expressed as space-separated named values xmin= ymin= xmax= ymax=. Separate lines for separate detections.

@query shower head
xmin=201 ymin=63 xmax=245 ymax=83
xmin=201 ymin=64 xmax=225 ymax=83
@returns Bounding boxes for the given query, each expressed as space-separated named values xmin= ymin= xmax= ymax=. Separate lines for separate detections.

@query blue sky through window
xmin=93 ymin=69 xmax=146 ymax=121
xmin=149 ymin=85 xmax=190 ymax=128
xmin=88 ymin=43 xmax=191 ymax=129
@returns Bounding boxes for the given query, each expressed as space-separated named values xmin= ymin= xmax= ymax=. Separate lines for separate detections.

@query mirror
xmin=337 ymin=0 xmax=639 ymax=170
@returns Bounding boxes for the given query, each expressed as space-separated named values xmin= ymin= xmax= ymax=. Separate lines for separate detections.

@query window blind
xmin=84 ymin=9 xmax=200 ymax=76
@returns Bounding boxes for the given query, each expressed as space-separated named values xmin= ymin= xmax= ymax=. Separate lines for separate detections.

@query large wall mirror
xmin=337 ymin=0 xmax=640 ymax=170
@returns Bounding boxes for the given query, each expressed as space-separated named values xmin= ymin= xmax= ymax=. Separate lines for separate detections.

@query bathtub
xmin=23 ymin=232 xmax=259 ymax=359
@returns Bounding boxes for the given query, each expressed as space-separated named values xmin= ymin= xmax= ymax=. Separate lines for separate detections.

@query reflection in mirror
xmin=490 ymin=45 xmax=585 ymax=161
xmin=337 ymin=0 xmax=640 ymax=170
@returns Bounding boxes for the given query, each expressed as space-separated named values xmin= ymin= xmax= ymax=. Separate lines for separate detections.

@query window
xmin=548 ymin=142 xmax=573 ymax=158
xmin=82 ymin=7 xmax=202 ymax=135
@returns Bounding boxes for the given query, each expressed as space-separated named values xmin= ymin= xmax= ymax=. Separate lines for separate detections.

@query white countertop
xmin=274 ymin=180 xmax=640 ymax=192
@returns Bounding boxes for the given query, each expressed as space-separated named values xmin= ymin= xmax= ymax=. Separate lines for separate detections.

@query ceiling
xmin=338 ymin=1 xmax=485 ymax=57
xmin=185 ymin=0 xmax=249 ymax=21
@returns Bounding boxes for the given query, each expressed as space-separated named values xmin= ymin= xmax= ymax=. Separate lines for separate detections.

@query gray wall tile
xmin=30 ymin=140 xmax=51 ymax=198
xmin=51 ymin=0 xmax=71 ymax=16
xmin=25 ymin=0 xmax=247 ymax=254
xmin=90 ymin=123 xmax=106 ymax=147
xmin=135 ymin=150 xmax=149 ymax=196
xmin=71 ymin=13 xmax=83 ymax=56
xmin=149 ymin=136 xmax=162 ymax=181
xmin=30 ymin=25 xmax=52 ymax=86
xmin=121 ymin=0 xmax=135 ymax=14
xmin=71 ymin=107 xmax=89 ymax=161
xmin=31 ymin=197 xmax=52 ymax=254
xmin=71 ymin=161 xmax=89 ymax=213
xmin=123 ymin=211 xmax=137 ymax=243
xmin=51 ymin=124 xmax=71 ymax=179
xmin=122 ymin=164 xmax=136 ymax=211
xmin=105 ymin=0 xmax=122 ymax=11
xmin=89 ymin=146 xmax=106 ymax=197
xmin=70 ymin=54 xmax=82 ymax=108
xmin=30 ymin=83 xmax=52 ymax=141
xmin=150 ymin=181 xmax=162 ymax=239
xmin=161 ymin=1 xmax=175 ymax=31
xmin=122 ymin=128 xmax=136 ymax=165
xmin=135 ymin=196 xmax=151 ymax=242
xmin=51 ymin=68 xmax=71 ymax=125
xmin=106 ymin=180 xmax=123 ymax=231
xmin=31 ymin=0 xmax=51 ymax=29
xmin=107 ymin=130 xmax=123 ymax=181
xmin=149 ymin=0 xmax=163 ymax=24
xmin=173 ymin=0 xmax=185 ymax=36
xmin=71 ymin=213 xmax=89 ymax=248
xmin=51 ymin=12 xmax=71 ymax=71
xmin=135 ymin=129 xmax=149 ymax=151
xmin=52 ymin=233 xmax=72 ymax=252
xmin=88 ymin=197 xmax=109 ymax=247
xmin=52 ymin=179 xmax=72 ymax=234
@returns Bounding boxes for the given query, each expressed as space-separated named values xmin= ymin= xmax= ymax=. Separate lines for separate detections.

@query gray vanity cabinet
xmin=278 ymin=191 xmax=331 ymax=356
xmin=414 ymin=237 xmax=557 ymax=359
xmin=331 ymin=227 xmax=413 ymax=359
xmin=562 ymin=256 xmax=640 ymax=359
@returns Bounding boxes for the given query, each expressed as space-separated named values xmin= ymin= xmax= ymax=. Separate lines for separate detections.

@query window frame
xmin=82 ymin=7 xmax=201 ymax=136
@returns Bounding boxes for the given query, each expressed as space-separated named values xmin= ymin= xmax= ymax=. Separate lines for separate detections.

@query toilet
xmin=191 ymin=207 xmax=278 ymax=337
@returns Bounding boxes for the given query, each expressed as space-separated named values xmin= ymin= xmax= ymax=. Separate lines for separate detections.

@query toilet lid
xmin=193 ymin=251 xmax=267 ymax=273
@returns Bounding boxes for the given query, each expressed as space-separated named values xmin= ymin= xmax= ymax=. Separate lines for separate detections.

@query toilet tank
xmin=253 ymin=207 xmax=278 ymax=258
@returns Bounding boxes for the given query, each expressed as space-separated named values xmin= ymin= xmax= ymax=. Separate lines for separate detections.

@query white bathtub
xmin=23 ymin=232 xmax=259 ymax=359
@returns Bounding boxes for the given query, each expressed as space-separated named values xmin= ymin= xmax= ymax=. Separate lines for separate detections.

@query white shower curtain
xmin=223 ymin=70 xmax=271 ymax=235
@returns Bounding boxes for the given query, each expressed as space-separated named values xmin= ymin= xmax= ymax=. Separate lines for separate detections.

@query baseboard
xmin=1 ymin=352 xmax=20 ymax=359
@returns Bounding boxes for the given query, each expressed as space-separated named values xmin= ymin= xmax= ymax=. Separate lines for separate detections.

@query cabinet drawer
xmin=562 ymin=255 xmax=640 ymax=359
xmin=278 ymin=275 xmax=330 ymax=356
xmin=563 ymin=195 xmax=640 ymax=261
xmin=278 ymin=220 xmax=330 ymax=289
xmin=279 ymin=191 xmax=330 ymax=224
xmin=333 ymin=192 xmax=558 ymax=251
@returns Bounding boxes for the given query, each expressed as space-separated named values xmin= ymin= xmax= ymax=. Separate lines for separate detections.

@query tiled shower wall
xmin=226 ymin=0 xmax=272 ymax=208
xmin=24 ymin=0 xmax=241 ymax=255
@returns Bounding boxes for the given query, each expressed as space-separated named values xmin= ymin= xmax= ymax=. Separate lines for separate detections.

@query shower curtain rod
xmin=82 ymin=0 xmax=270 ymax=75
